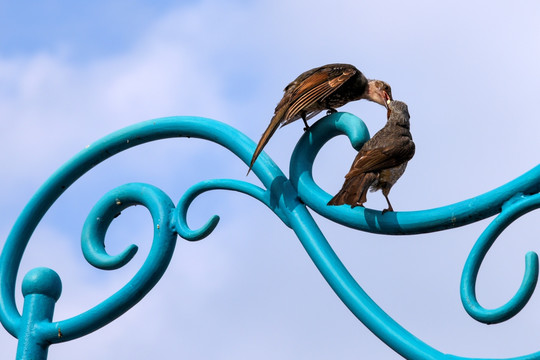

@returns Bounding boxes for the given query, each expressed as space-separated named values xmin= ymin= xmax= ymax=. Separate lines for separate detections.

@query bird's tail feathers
xmin=247 ymin=110 xmax=287 ymax=175
xmin=327 ymin=173 xmax=377 ymax=207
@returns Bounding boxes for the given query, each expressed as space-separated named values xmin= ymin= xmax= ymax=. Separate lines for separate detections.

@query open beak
xmin=383 ymin=91 xmax=392 ymax=107
xmin=383 ymin=91 xmax=392 ymax=118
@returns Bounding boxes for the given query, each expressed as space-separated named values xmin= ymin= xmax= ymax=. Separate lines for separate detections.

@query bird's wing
xmin=279 ymin=67 xmax=357 ymax=125
xmin=345 ymin=142 xmax=415 ymax=179
xmin=248 ymin=65 xmax=357 ymax=173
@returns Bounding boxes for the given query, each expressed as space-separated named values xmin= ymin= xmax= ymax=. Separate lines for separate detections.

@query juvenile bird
xmin=327 ymin=101 xmax=414 ymax=213
xmin=247 ymin=63 xmax=392 ymax=173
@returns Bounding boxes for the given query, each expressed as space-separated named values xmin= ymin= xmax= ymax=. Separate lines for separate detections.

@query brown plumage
xmin=247 ymin=63 xmax=392 ymax=174
xmin=327 ymin=101 xmax=415 ymax=213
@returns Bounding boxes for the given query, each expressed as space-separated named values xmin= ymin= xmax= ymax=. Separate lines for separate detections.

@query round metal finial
xmin=21 ymin=267 xmax=62 ymax=301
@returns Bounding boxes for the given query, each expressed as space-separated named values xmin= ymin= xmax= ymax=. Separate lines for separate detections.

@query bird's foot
xmin=301 ymin=114 xmax=310 ymax=131
xmin=383 ymin=195 xmax=394 ymax=214
xmin=326 ymin=108 xmax=337 ymax=115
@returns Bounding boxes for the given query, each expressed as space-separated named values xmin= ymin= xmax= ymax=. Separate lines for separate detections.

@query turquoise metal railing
xmin=1 ymin=112 xmax=540 ymax=359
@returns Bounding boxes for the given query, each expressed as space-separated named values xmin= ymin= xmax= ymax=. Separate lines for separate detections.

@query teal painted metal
xmin=1 ymin=112 xmax=540 ymax=359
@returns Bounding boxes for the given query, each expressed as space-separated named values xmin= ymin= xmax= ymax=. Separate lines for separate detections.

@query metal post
xmin=16 ymin=268 xmax=62 ymax=360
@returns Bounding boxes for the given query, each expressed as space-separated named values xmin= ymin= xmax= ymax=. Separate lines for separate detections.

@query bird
xmin=327 ymin=100 xmax=415 ymax=213
xmin=247 ymin=63 xmax=392 ymax=174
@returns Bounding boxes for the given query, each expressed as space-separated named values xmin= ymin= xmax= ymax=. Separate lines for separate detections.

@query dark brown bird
xmin=247 ymin=63 xmax=392 ymax=173
xmin=327 ymin=100 xmax=414 ymax=213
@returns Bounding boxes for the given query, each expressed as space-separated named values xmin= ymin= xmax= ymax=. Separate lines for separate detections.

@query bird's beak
xmin=383 ymin=91 xmax=391 ymax=109
xmin=383 ymin=91 xmax=391 ymax=119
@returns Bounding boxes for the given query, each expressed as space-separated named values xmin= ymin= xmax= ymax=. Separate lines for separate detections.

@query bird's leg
xmin=382 ymin=194 xmax=394 ymax=214
xmin=301 ymin=112 xmax=310 ymax=131
xmin=326 ymin=108 xmax=337 ymax=115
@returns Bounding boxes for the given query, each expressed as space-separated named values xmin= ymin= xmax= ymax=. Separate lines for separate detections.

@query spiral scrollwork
xmin=461 ymin=192 xmax=540 ymax=324
xmin=1 ymin=112 xmax=540 ymax=359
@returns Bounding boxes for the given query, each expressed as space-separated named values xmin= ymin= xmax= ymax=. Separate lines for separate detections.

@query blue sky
xmin=1 ymin=1 xmax=540 ymax=359
xmin=0 ymin=1 xmax=185 ymax=58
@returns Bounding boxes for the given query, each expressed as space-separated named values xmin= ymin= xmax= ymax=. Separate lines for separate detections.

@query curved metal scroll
xmin=1 ymin=112 xmax=540 ymax=359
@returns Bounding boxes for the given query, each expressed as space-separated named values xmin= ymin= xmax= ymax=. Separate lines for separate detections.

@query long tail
xmin=327 ymin=172 xmax=377 ymax=207
xmin=247 ymin=107 xmax=287 ymax=175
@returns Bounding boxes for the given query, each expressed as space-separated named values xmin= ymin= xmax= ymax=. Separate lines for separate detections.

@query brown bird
xmin=327 ymin=100 xmax=414 ymax=213
xmin=247 ymin=63 xmax=392 ymax=173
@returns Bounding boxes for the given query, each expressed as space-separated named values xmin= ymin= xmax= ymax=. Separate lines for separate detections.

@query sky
xmin=1 ymin=1 xmax=540 ymax=359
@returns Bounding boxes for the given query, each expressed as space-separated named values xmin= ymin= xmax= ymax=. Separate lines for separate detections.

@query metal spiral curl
xmin=461 ymin=192 xmax=540 ymax=324
xmin=1 ymin=112 xmax=540 ymax=359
